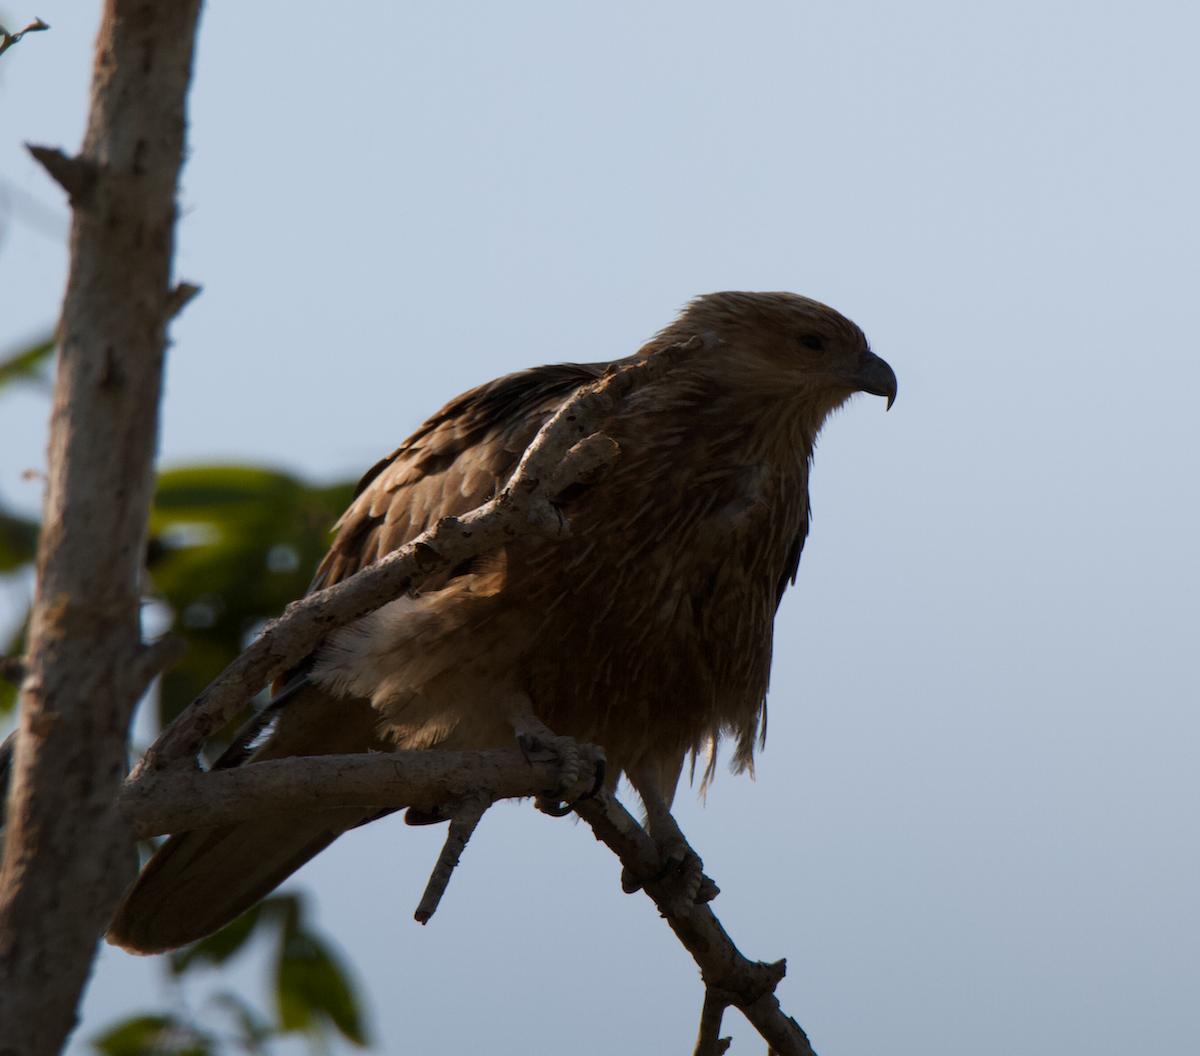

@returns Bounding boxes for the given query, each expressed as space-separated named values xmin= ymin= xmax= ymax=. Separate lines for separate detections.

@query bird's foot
xmin=620 ymin=793 xmax=718 ymax=916
xmin=511 ymin=711 xmax=606 ymax=815
xmin=621 ymin=833 xmax=711 ymax=916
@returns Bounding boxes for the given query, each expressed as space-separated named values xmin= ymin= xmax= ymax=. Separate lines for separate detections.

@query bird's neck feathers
xmin=633 ymin=333 xmax=850 ymax=465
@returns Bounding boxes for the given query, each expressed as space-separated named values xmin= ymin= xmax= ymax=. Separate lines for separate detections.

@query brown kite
xmin=109 ymin=291 xmax=897 ymax=953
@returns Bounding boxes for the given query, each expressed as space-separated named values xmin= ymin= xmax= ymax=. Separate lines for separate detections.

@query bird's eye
xmin=797 ymin=331 xmax=825 ymax=351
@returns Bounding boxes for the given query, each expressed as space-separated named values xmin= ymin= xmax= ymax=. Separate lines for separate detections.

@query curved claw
xmin=621 ymin=865 xmax=644 ymax=894
xmin=405 ymin=805 xmax=451 ymax=826
xmin=535 ymin=797 xmax=575 ymax=818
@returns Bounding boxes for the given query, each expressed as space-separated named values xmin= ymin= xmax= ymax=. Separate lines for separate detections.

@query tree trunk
xmin=0 ymin=3 xmax=203 ymax=1053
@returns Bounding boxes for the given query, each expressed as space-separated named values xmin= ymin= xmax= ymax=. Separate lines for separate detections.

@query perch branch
xmin=574 ymin=791 xmax=816 ymax=1056
xmin=118 ymin=748 xmax=571 ymax=839
xmin=117 ymin=743 xmax=814 ymax=1053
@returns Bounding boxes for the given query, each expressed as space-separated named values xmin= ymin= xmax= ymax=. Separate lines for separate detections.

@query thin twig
xmin=0 ymin=18 xmax=49 ymax=60
xmin=694 ymin=989 xmax=732 ymax=1056
xmin=27 ymin=146 xmax=97 ymax=204
xmin=131 ymin=634 xmax=188 ymax=693
xmin=414 ymin=791 xmax=491 ymax=924
xmin=164 ymin=282 xmax=201 ymax=320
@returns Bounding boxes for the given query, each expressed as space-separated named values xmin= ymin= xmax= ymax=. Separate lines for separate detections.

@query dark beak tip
xmin=858 ymin=353 xmax=897 ymax=411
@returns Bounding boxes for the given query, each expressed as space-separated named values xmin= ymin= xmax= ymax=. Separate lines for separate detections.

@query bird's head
xmin=644 ymin=291 xmax=896 ymax=440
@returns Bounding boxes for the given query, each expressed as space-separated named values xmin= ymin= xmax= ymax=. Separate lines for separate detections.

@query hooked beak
xmin=853 ymin=350 xmax=897 ymax=410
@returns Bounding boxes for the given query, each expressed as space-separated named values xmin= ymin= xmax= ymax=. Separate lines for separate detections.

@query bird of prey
xmin=109 ymin=291 xmax=896 ymax=954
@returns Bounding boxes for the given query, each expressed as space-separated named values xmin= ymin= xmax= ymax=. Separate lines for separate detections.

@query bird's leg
xmin=505 ymin=694 xmax=606 ymax=815
xmin=623 ymin=768 xmax=712 ymax=916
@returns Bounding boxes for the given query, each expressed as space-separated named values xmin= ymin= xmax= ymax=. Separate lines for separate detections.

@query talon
xmin=405 ymin=806 xmax=451 ymax=826
xmin=516 ymin=731 xmax=555 ymax=765
xmin=509 ymin=707 xmax=603 ymax=806
xmin=535 ymin=797 xmax=574 ymax=818
xmin=626 ymin=772 xmax=707 ymax=917
xmin=577 ymin=755 xmax=607 ymax=800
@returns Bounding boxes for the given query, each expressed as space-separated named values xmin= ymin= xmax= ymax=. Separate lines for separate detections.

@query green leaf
xmin=170 ymin=901 xmax=265 ymax=975
xmin=276 ymin=929 xmax=370 ymax=1046
xmin=90 ymin=1014 xmax=213 ymax=1056
xmin=0 ymin=507 xmax=38 ymax=571
xmin=147 ymin=466 xmax=356 ymax=729
xmin=0 ymin=333 xmax=55 ymax=391
xmin=0 ymin=613 xmax=29 ymax=715
xmin=208 ymin=992 xmax=275 ymax=1053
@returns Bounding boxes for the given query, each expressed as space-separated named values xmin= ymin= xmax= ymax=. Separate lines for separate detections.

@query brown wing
xmin=311 ymin=360 xmax=612 ymax=590
xmin=108 ymin=360 xmax=613 ymax=954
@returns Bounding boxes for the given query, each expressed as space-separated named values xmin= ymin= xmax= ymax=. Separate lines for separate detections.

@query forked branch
xmin=118 ymin=746 xmax=815 ymax=1054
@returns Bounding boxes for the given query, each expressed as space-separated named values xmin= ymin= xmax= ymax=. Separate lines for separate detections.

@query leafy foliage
xmin=0 ymin=510 xmax=33 ymax=711
xmin=0 ymin=507 xmax=38 ymax=573
xmin=0 ymin=608 xmax=28 ymax=715
xmin=0 ymin=332 xmax=54 ymax=712
xmin=91 ymin=1016 xmax=214 ymax=1056
xmin=2 ymin=345 xmax=373 ymax=1052
xmin=0 ymin=332 xmax=55 ymax=390
xmin=95 ymin=474 xmax=370 ymax=1055
xmin=92 ymin=893 xmax=369 ymax=1055
xmin=146 ymin=466 xmax=357 ymax=733
xmin=1 ymin=464 xmax=357 ymax=722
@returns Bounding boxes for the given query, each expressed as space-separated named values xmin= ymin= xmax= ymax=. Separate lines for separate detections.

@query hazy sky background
xmin=2 ymin=2 xmax=1198 ymax=1053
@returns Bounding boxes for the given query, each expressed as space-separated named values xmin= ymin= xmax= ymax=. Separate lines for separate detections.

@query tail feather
xmin=107 ymin=808 xmax=369 ymax=954
xmin=109 ymin=682 xmax=390 ymax=954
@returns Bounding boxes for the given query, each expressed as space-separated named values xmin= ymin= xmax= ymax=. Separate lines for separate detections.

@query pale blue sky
xmin=1 ymin=2 xmax=1198 ymax=1053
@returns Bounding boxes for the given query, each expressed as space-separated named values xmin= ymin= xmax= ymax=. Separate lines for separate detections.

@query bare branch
xmin=132 ymin=634 xmax=188 ymax=694
xmin=164 ymin=282 xmax=201 ymax=320
xmin=138 ymin=335 xmax=705 ymax=778
xmin=116 ymin=742 xmax=815 ymax=1053
xmin=118 ymin=749 xmax=567 ymax=839
xmin=0 ymin=18 xmax=49 ymax=60
xmin=547 ymin=432 xmax=621 ymax=499
xmin=27 ymin=145 xmax=97 ymax=205
xmin=414 ymin=790 xmax=491 ymax=924
xmin=574 ymin=792 xmax=816 ymax=1056
xmin=694 ymin=989 xmax=732 ymax=1056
